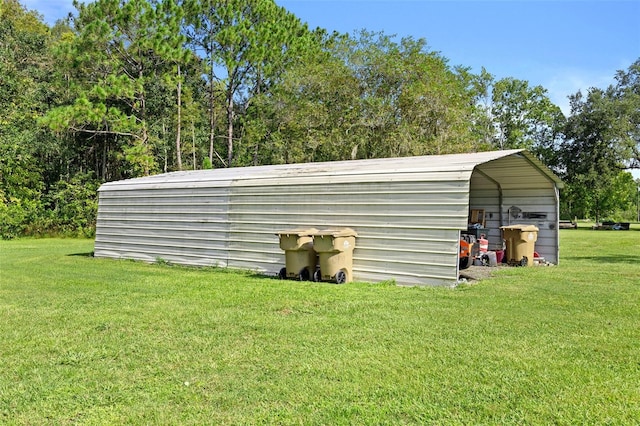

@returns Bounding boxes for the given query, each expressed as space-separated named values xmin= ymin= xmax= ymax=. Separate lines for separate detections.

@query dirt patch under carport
xmin=459 ymin=265 xmax=506 ymax=283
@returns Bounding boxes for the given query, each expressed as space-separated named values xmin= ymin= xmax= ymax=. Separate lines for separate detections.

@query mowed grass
xmin=1 ymin=228 xmax=639 ymax=425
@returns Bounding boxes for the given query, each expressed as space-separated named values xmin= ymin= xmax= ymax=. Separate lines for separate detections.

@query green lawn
xmin=1 ymin=229 xmax=639 ymax=425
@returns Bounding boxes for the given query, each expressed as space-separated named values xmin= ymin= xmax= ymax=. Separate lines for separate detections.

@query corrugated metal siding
xmin=94 ymin=150 xmax=562 ymax=285
xmin=226 ymin=176 xmax=470 ymax=286
xmin=95 ymin=186 xmax=232 ymax=266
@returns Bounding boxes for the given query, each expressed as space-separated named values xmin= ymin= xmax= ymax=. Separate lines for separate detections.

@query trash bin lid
xmin=314 ymin=227 xmax=358 ymax=238
xmin=500 ymin=224 xmax=539 ymax=232
xmin=275 ymin=227 xmax=319 ymax=237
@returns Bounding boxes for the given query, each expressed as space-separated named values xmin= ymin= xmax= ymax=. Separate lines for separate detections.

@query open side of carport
xmin=469 ymin=151 xmax=563 ymax=265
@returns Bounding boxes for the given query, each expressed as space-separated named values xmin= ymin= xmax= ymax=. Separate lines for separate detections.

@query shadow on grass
xmin=67 ymin=252 xmax=94 ymax=257
xmin=247 ymin=271 xmax=324 ymax=283
xmin=248 ymin=272 xmax=306 ymax=282
xmin=248 ymin=271 xmax=277 ymax=280
xmin=565 ymin=255 xmax=639 ymax=264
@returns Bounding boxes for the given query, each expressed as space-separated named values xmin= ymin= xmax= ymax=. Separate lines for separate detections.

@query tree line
xmin=1 ymin=0 xmax=638 ymax=238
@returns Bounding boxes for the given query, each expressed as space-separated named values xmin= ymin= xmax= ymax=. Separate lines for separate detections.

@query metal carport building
xmin=94 ymin=149 xmax=563 ymax=286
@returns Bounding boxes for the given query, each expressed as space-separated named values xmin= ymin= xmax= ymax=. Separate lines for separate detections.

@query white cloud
xmin=542 ymin=57 xmax=637 ymax=116
xmin=545 ymin=68 xmax=617 ymax=116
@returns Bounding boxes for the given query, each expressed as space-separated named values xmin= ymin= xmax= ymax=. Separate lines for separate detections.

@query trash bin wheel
xmin=278 ymin=267 xmax=287 ymax=279
xmin=313 ymin=269 xmax=321 ymax=282
xmin=335 ymin=269 xmax=347 ymax=284
xmin=299 ymin=267 xmax=310 ymax=281
xmin=519 ymin=256 xmax=528 ymax=267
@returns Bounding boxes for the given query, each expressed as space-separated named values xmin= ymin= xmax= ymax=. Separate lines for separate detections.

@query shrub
xmin=44 ymin=173 xmax=101 ymax=237
xmin=0 ymin=190 xmax=43 ymax=239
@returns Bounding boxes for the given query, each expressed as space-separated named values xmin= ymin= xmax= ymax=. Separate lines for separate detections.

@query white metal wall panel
xmin=226 ymin=177 xmax=470 ymax=286
xmin=95 ymin=186 xmax=232 ymax=267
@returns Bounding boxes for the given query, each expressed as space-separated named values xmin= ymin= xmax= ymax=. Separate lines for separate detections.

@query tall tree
xmin=184 ymin=0 xmax=312 ymax=167
xmin=456 ymin=66 xmax=496 ymax=150
xmin=610 ymin=59 xmax=640 ymax=170
xmin=183 ymin=0 xmax=227 ymax=167
xmin=261 ymin=30 xmax=481 ymax=163
xmin=155 ymin=0 xmax=195 ymax=170
xmin=491 ymin=78 xmax=565 ymax=156
xmin=0 ymin=0 xmax=52 ymax=237
xmin=43 ymin=0 xmax=192 ymax=177
xmin=560 ymin=59 xmax=640 ymax=222
xmin=255 ymin=30 xmax=359 ymax=164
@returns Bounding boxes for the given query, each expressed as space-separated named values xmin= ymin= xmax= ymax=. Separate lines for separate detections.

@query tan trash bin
xmin=500 ymin=225 xmax=538 ymax=266
xmin=312 ymin=228 xmax=357 ymax=284
xmin=276 ymin=228 xmax=318 ymax=280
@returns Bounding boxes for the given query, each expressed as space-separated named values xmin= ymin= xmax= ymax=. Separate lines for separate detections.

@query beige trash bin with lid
xmin=312 ymin=228 xmax=358 ymax=284
xmin=500 ymin=224 xmax=539 ymax=266
xmin=275 ymin=228 xmax=318 ymax=281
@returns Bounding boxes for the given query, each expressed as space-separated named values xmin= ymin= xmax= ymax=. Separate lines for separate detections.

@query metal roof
xmin=99 ymin=149 xmax=563 ymax=191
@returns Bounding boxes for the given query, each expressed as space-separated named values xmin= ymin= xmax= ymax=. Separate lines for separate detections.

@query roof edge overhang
xmin=506 ymin=149 xmax=565 ymax=189
xmin=98 ymin=149 xmax=564 ymax=191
